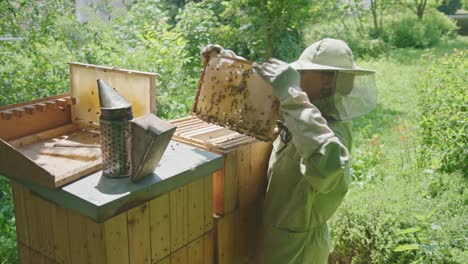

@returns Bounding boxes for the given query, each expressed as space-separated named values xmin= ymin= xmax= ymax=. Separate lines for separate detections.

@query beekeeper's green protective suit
xmin=253 ymin=38 xmax=377 ymax=264
xmin=201 ymin=38 xmax=377 ymax=264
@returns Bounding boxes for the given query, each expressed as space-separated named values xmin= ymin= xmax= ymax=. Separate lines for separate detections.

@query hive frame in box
xmin=192 ymin=55 xmax=279 ymax=142
xmin=0 ymin=63 xmax=156 ymax=188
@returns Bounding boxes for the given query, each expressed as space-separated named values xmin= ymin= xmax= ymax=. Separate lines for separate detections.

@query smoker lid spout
xmin=97 ymin=79 xmax=133 ymax=119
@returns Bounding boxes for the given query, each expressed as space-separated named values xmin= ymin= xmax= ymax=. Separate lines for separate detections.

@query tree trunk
xmin=370 ymin=0 xmax=380 ymax=36
xmin=417 ymin=0 xmax=427 ymax=21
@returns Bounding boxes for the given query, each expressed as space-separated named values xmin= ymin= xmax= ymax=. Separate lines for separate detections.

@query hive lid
xmin=192 ymin=55 xmax=279 ymax=142
xmin=69 ymin=62 xmax=156 ymax=127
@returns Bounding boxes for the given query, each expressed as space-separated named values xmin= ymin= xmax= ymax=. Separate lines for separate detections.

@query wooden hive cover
xmin=69 ymin=62 xmax=156 ymax=127
xmin=192 ymin=55 xmax=279 ymax=142
xmin=170 ymin=116 xmax=256 ymax=154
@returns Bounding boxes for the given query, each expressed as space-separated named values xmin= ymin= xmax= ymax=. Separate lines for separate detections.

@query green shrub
xmin=418 ymin=49 xmax=467 ymax=176
xmin=0 ymin=177 xmax=17 ymax=264
xmin=389 ymin=11 xmax=458 ymax=48
xmin=329 ymin=171 xmax=467 ymax=263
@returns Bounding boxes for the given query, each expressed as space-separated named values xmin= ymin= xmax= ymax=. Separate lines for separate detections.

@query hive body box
xmin=11 ymin=173 xmax=215 ymax=264
xmin=170 ymin=116 xmax=273 ymax=264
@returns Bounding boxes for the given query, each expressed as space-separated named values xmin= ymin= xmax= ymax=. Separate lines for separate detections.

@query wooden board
xmin=0 ymin=125 xmax=102 ymax=188
xmin=192 ymin=55 xmax=279 ymax=141
xmin=69 ymin=62 xmax=156 ymax=126
xmin=11 ymin=173 xmax=216 ymax=264
xmin=127 ymin=203 xmax=151 ymax=264
xmin=103 ymin=212 xmax=129 ymax=264
xmin=0 ymin=94 xmax=72 ymax=141
xmin=150 ymin=193 xmax=171 ymax=262
xmin=170 ymin=116 xmax=256 ymax=154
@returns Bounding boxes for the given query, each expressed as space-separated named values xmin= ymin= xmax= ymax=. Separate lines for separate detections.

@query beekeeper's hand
xmin=201 ymin=44 xmax=224 ymax=59
xmin=201 ymin=44 xmax=242 ymax=61
xmin=253 ymin=58 xmax=300 ymax=100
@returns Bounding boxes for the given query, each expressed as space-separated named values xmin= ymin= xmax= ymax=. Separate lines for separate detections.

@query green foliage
xmin=418 ymin=50 xmax=467 ymax=176
xmin=438 ymin=0 xmax=463 ymax=15
xmin=330 ymin=170 xmax=467 ymax=263
xmin=388 ymin=10 xmax=458 ymax=48
xmin=0 ymin=177 xmax=17 ymax=264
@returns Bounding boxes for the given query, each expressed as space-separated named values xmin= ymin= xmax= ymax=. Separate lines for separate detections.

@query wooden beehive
xmin=192 ymin=55 xmax=279 ymax=142
xmin=0 ymin=63 xmax=156 ymax=188
xmin=11 ymin=168 xmax=216 ymax=264
xmin=170 ymin=116 xmax=273 ymax=264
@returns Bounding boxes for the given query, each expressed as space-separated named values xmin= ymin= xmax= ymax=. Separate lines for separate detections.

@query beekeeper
xmin=202 ymin=38 xmax=377 ymax=264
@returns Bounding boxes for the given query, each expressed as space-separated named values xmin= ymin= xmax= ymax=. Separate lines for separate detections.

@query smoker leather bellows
xmin=97 ymin=79 xmax=133 ymax=178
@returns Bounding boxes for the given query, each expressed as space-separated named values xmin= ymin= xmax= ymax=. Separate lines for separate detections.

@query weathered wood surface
xmin=1 ymin=126 xmax=103 ymax=188
xmin=12 ymin=172 xmax=214 ymax=264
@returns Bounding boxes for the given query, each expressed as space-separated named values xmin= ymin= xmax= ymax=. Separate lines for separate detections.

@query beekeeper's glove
xmin=201 ymin=44 xmax=242 ymax=61
xmin=253 ymin=58 xmax=300 ymax=100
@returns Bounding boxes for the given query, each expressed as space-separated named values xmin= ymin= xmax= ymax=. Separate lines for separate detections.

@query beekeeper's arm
xmin=253 ymin=59 xmax=349 ymax=193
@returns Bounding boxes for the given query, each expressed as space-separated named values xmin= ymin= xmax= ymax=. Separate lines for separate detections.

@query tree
xmin=398 ymin=0 xmax=441 ymax=20
xmin=437 ymin=0 xmax=462 ymax=15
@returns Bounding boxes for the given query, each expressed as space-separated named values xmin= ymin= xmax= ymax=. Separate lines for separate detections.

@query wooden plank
xmin=51 ymin=205 xmax=71 ymax=264
xmin=127 ymin=203 xmax=151 ymax=264
xmin=67 ymin=210 xmax=89 ymax=264
xmin=223 ymin=150 xmax=238 ymax=214
xmin=250 ymin=141 xmax=272 ymax=199
xmin=0 ymin=139 xmax=55 ymax=188
xmin=155 ymin=256 xmax=170 ymax=264
xmin=237 ymin=145 xmax=252 ymax=207
xmin=29 ymin=193 xmax=55 ymax=260
xmin=86 ymin=218 xmax=107 ymax=264
xmin=69 ymin=62 xmax=155 ymax=125
xmin=204 ymin=174 xmax=214 ymax=232
xmin=103 ymin=212 xmax=129 ymax=264
xmin=169 ymin=186 xmax=188 ymax=252
xmin=170 ymin=246 xmax=188 ymax=264
xmin=149 ymin=193 xmax=171 ymax=262
xmin=187 ymin=177 xmax=205 ymax=242
xmin=22 ymin=188 xmax=39 ymax=254
xmin=0 ymin=95 xmax=72 ymax=142
xmin=203 ymin=231 xmax=214 ymax=264
xmin=213 ymin=170 xmax=224 ymax=215
xmin=187 ymin=236 xmax=204 ymax=264
xmin=18 ymin=242 xmax=32 ymax=264
xmin=11 ymin=183 xmax=30 ymax=246
xmin=236 ymin=204 xmax=259 ymax=263
xmin=216 ymin=212 xmax=236 ymax=264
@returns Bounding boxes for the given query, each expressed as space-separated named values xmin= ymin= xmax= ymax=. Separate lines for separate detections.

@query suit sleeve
xmin=278 ymin=86 xmax=350 ymax=193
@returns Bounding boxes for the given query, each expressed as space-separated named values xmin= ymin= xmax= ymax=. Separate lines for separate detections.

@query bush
xmin=0 ymin=177 xmax=17 ymax=264
xmin=389 ymin=11 xmax=458 ymax=48
xmin=418 ymin=49 xmax=467 ymax=176
xmin=329 ymin=171 xmax=467 ymax=263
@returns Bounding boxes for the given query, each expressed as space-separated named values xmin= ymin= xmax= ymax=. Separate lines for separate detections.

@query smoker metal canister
xmin=97 ymin=79 xmax=133 ymax=178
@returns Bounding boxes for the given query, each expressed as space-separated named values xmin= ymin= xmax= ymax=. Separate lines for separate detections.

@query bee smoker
xmin=97 ymin=79 xmax=133 ymax=178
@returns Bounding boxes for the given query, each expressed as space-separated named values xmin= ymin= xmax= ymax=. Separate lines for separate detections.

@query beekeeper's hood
xmin=290 ymin=38 xmax=377 ymax=120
